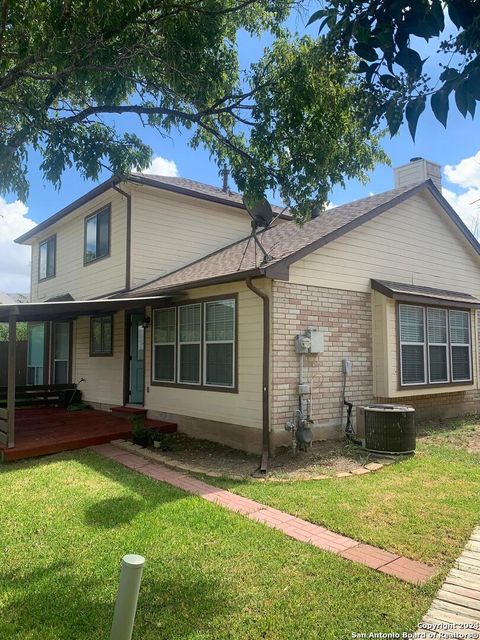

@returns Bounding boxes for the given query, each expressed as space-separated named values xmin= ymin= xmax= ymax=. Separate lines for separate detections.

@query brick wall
xmin=270 ymin=282 xmax=480 ymax=450
xmin=376 ymin=392 xmax=480 ymax=420
xmin=270 ymin=281 xmax=374 ymax=446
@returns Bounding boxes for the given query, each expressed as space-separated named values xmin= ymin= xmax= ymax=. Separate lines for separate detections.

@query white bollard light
xmin=110 ymin=554 xmax=145 ymax=640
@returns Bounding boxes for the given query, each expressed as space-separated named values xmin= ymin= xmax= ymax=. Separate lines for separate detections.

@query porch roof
xmin=0 ymin=295 xmax=169 ymax=322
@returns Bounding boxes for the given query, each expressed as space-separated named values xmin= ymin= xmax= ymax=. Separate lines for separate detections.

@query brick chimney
xmin=394 ymin=157 xmax=442 ymax=190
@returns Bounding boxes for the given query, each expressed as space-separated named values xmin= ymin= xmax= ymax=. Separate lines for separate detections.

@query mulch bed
xmin=146 ymin=432 xmax=397 ymax=480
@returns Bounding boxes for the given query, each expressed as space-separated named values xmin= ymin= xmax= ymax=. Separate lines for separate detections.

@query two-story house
xmin=3 ymin=158 xmax=480 ymax=467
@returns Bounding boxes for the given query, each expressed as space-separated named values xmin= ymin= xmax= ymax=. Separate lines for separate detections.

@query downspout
xmin=246 ymin=277 xmax=270 ymax=474
xmin=112 ymin=183 xmax=132 ymax=291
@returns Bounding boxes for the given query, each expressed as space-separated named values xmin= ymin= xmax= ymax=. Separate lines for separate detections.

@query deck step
xmin=110 ymin=406 xmax=148 ymax=416
xmin=145 ymin=418 xmax=177 ymax=434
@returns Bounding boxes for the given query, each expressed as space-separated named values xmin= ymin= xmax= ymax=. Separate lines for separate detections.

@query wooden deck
xmin=0 ymin=407 xmax=135 ymax=462
xmin=415 ymin=526 xmax=480 ymax=637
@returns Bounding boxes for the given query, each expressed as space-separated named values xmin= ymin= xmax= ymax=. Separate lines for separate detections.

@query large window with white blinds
xmin=399 ymin=304 xmax=472 ymax=386
xmin=152 ymin=297 xmax=236 ymax=390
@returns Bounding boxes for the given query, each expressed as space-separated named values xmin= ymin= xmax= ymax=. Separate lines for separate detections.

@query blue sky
xmin=1 ymin=4 xmax=480 ymax=291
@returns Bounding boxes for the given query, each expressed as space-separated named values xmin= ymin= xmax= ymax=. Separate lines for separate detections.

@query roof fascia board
xmin=0 ymin=295 xmax=170 ymax=322
xmin=370 ymin=279 xmax=480 ymax=308
xmin=15 ymin=177 xmax=124 ymax=244
xmin=16 ymin=173 xmax=289 ymax=245
xmin=424 ymin=182 xmax=480 ymax=256
xmin=128 ymin=175 xmax=246 ymax=211
xmin=265 ymin=180 xmax=480 ymax=275
xmin=129 ymin=175 xmax=291 ymax=220
xmin=115 ymin=267 xmax=264 ymax=298
xmin=385 ymin=292 xmax=480 ymax=309
xmin=265 ymin=182 xmax=431 ymax=275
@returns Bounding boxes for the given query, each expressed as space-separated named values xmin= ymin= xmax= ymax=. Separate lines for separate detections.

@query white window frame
xmin=177 ymin=303 xmax=202 ymax=386
xmin=399 ymin=304 xmax=427 ymax=386
xmin=203 ymin=299 xmax=236 ymax=389
xmin=399 ymin=303 xmax=473 ymax=387
xmin=449 ymin=309 xmax=472 ymax=383
xmin=39 ymin=235 xmax=56 ymax=281
xmin=152 ymin=307 xmax=176 ymax=383
xmin=52 ymin=321 xmax=70 ymax=385
xmin=427 ymin=308 xmax=449 ymax=384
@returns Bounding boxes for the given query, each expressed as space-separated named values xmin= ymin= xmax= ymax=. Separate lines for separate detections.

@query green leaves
xmin=431 ymin=90 xmax=450 ymax=127
xmin=0 ymin=1 xmax=386 ymax=219
xmin=395 ymin=47 xmax=423 ymax=80
xmin=241 ymin=37 xmax=387 ymax=219
xmin=309 ymin=0 xmax=480 ymax=139
xmin=385 ymin=99 xmax=404 ymax=136
xmin=405 ymin=96 xmax=426 ymax=140
xmin=354 ymin=43 xmax=378 ymax=62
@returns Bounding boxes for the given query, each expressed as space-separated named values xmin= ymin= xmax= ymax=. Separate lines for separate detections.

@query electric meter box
xmin=295 ymin=329 xmax=325 ymax=354
xmin=295 ymin=334 xmax=311 ymax=353
xmin=306 ymin=328 xmax=324 ymax=353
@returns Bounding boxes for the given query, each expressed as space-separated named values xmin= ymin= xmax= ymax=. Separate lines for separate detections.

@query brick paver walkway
xmin=91 ymin=443 xmax=436 ymax=585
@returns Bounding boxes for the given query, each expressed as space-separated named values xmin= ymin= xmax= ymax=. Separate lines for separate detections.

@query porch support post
xmin=7 ymin=312 xmax=17 ymax=448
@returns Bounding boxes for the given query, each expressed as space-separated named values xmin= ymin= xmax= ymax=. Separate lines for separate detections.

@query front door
xmin=129 ymin=312 xmax=145 ymax=404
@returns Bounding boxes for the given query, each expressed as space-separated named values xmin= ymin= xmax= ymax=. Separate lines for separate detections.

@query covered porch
xmin=0 ymin=295 xmax=168 ymax=457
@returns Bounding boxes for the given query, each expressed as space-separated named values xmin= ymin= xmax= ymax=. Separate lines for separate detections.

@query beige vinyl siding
xmin=72 ymin=311 xmax=125 ymax=406
xmin=289 ymin=191 xmax=480 ymax=298
xmin=145 ymin=280 xmax=267 ymax=429
xmin=30 ymin=190 xmax=127 ymax=302
xmin=130 ymin=185 xmax=253 ymax=287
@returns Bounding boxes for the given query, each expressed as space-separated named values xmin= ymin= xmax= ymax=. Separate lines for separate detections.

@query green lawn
xmin=209 ymin=419 xmax=480 ymax=569
xmin=0 ymin=450 xmax=435 ymax=639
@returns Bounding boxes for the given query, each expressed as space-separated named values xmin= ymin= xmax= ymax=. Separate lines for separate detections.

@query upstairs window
xmin=399 ymin=304 xmax=471 ymax=386
xmin=39 ymin=235 xmax=56 ymax=280
xmin=85 ymin=206 xmax=110 ymax=264
xmin=90 ymin=315 xmax=113 ymax=356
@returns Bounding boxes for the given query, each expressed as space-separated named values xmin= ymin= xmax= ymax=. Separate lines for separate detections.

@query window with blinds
xmin=399 ymin=304 xmax=472 ymax=386
xmin=449 ymin=310 xmax=471 ymax=381
xmin=153 ymin=308 xmax=176 ymax=382
xmin=399 ymin=305 xmax=426 ymax=384
xmin=152 ymin=298 xmax=236 ymax=390
xmin=204 ymin=300 xmax=235 ymax=387
xmin=178 ymin=304 xmax=201 ymax=384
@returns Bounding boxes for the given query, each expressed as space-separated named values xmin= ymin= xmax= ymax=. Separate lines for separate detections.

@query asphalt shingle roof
xmin=371 ymin=279 xmax=480 ymax=306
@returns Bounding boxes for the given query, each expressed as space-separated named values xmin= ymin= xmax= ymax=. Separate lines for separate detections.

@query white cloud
xmin=0 ymin=197 xmax=35 ymax=293
xmin=445 ymin=151 xmax=480 ymax=190
xmin=443 ymin=151 xmax=480 ymax=235
xmin=141 ymin=155 xmax=179 ymax=177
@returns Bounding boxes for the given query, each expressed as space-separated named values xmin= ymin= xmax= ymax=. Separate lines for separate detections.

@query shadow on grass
xmin=0 ymin=560 xmax=110 ymax=639
xmin=84 ymin=495 xmax=145 ymax=529
xmin=0 ymin=557 xmax=231 ymax=640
